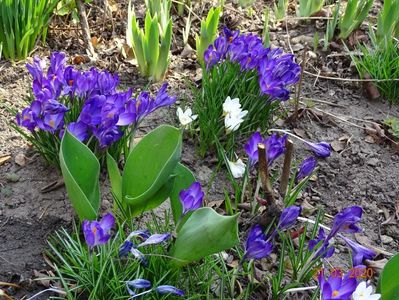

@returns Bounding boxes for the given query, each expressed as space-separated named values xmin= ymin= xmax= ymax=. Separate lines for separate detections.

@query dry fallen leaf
xmin=72 ymin=55 xmax=90 ymax=65
xmin=0 ymin=155 xmax=11 ymax=166
xmin=365 ymin=258 xmax=388 ymax=273
xmin=33 ymin=270 xmax=51 ymax=288
xmin=0 ymin=289 xmax=12 ymax=300
xmin=331 ymin=140 xmax=346 ymax=152
xmin=293 ymin=128 xmax=306 ymax=139
xmin=363 ymin=74 xmax=380 ymax=101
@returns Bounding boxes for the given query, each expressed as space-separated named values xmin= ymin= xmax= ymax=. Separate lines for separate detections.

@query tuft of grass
xmin=0 ymin=0 xmax=58 ymax=61
xmin=350 ymin=38 xmax=399 ymax=105
xmin=45 ymin=214 xmax=256 ymax=299
xmin=192 ymin=62 xmax=280 ymax=158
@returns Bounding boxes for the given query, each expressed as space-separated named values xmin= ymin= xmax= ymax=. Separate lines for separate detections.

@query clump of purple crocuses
xmin=16 ymin=52 xmax=176 ymax=166
xmin=204 ymin=28 xmax=301 ymax=101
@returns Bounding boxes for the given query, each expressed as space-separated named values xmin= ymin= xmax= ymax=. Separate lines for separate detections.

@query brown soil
xmin=0 ymin=0 xmax=398 ymax=298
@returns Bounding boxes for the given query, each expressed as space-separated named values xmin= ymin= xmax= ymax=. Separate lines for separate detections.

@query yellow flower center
xmin=49 ymin=119 xmax=55 ymax=128
xmin=92 ymin=227 xmax=97 ymax=234
xmin=332 ymin=290 xmax=339 ymax=297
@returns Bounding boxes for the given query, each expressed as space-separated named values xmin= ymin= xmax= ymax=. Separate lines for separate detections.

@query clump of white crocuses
xmin=223 ymin=97 xmax=248 ymax=133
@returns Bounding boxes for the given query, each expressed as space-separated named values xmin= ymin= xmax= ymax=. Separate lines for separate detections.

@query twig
xmin=302 ymin=97 xmax=345 ymax=108
xmin=25 ymin=288 xmax=66 ymax=300
xmin=279 ymin=139 xmax=294 ymax=197
xmin=76 ymin=0 xmax=96 ymax=57
xmin=303 ymin=70 xmax=399 ymax=82
xmin=257 ymin=143 xmax=274 ymax=205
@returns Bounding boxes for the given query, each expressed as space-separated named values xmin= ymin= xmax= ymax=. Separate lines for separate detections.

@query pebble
xmin=367 ymin=158 xmax=379 ymax=167
xmin=381 ymin=235 xmax=394 ymax=245
xmin=292 ymin=44 xmax=304 ymax=52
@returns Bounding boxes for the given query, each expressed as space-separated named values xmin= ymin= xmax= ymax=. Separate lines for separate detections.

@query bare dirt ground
xmin=0 ymin=0 xmax=398 ymax=298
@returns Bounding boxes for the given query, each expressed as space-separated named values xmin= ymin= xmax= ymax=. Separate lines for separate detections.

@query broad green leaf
xmin=169 ymin=163 xmax=196 ymax=224
xmin=106 ymin=152 xmax=122 ymax=205
xmin=60 ymin=130 xmax=100 ymax=220
xmin=170 ymin=207 xmax=239 ymax=267
xmin=378 ymin=253 xmax=399 ymax=300
xmin=122 ymin=125 xmax=182 ymax=209
xmin=125 ymin=177 xmax=175 ymax=216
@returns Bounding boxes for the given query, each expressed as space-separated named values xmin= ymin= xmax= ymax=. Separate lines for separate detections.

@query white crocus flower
xmin=222 ymin=96 xmax=241 ymax=116
xmin=227 ymin=158 xmax=246 ymax=178
xmin=224 ymin=110 xmax=248 ymax=133
xmin=352 ymin=282 xmax=381 ymax=300
xmin=176 ymin=107 xmax=197 ymax=127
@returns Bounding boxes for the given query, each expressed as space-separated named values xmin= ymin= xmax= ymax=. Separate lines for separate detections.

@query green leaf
xmin=106 ymin=152 xmax=122 ymax=205
xmin=169 ymin=163 xmax=196 ymax=224
xmin=170 ymin=207 xmax=239 ymax=267
xmin=59 ymin=130 xmax=100 ymax=220
xmin=122 ymin=125 xmax=182 ymax=214
xmin=125 ymin=177 xmax=175 ymax=216
xmin=378 ymin=253 xmax=399 ymax=299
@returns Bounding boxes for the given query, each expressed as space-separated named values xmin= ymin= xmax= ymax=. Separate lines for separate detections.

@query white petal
xmin=228 ymin=159 xmax=245 ymax=178
xmin=176 ymin=106 xmax=183 ymax=117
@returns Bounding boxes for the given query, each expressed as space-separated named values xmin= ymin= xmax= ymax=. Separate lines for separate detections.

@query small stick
xmin=279 ymin=139 xmax=294 ymax=197
xmin=294 ymin=46 xmax=308 ymax=124
xmin=76 ymin=0 xmax=96 ymax=57
xmin=257 ymin=143 xmax=274 ymax=205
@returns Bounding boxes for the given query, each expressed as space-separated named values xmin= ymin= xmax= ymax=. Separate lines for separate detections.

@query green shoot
xmin=338 ymin=0 xmax=373 ymax=40
xmin=195 ymin=6 xmax=221 ymax=65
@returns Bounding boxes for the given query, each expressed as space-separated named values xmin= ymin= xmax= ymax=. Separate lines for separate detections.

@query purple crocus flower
xmin=149 ymin=83 xmax=176 ymax=113
xmin=277 ymin=205 xmax=301 ymax=231
xmin=155 ymin=285 xmax=185 ymax=297
xmin=306 ymin=141 xmax=331 ymax=158
xmin=244 ymin=132 xmax=287 ymax=166
xmin=82 ymin=213 xmax=115 ymax=248
xmin=264 ymin=133 xmax=287 ymax=165
xmin=16 ymin=101 xmax=41 ymax=131
xmin=327 ymin=206 xmax=363 ymax=239
xmin=296 ymin=156 xmax=317 ymax=182
xmin=93 ymin=125 xmax=123 ymax=148
xmin=179 ymin=182 xmax=204 ymax=216
xmin=137 ymin=233 xmax=171 ymax=247
xmin=308 ymin=228 xmax=335 ymax=258
xmin=127 ymin=279 xmax=152 ymax=289
xmin=119 ymin=230 xmax=170 ymax=265
xmin=67 ymin=122 xmax=89 ymax=142
xmin=119 ymin=240 xmax=134 ymax=258
xmin=243 ymin=225 xmax=273 ymax=260
xmin=342 ymin=237 xmax=376 ymax=266
xmin=42 ymin=100 xmax=69 ymax=114
xmin=244 ymin=131 xmax=263 ymax=165
xmin=318 ymin=271 xmax=357 ymax=300
xmin=36 ymin=112 xmax=65 ymax=133
xmin=26 ymin=56 xmax=47 ymax=84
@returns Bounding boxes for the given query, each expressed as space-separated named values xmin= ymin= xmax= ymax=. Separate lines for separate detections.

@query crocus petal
xmin=244 ymin=239 xmax=273 ymax=260
xmin=227 ymin=158 xmax=246 ymax=178
xmin=155 ymin=285 xmax=185 ymax=296
xmin=119 ymin=240 xmax=134 ymax=258
xmin=179 ymin=182 xmax=204 ymax=215
xmin=296 ymin=156 xmax=317 ymax=182
xmin=82 ymin=220 xmax=95 ymax=247
xmin=99 ymin=213 xmax=115 ymax=232
xmin=277 ymin=205 xmax=301 ymax=230
xmin=126 ymin=279 xmax=152 ymax=289
xmin=306 ymin=141 xmax=331 ymax=158
xmin=342 ymin=236 xmax=376 ymax=266
xmin=138 ymin=233 xmax=171 ymax=247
